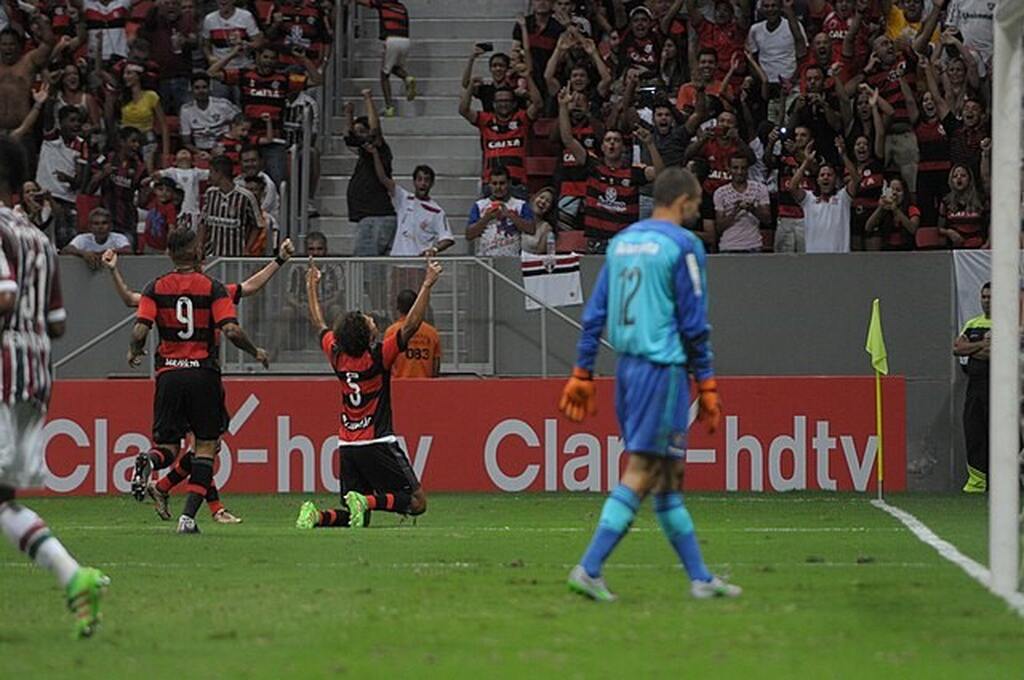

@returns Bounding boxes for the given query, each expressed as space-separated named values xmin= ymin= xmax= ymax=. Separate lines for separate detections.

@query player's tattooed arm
xmin=399 ymin=260 xmax=443 ymax=349
xmin=240 ymin=238 xmax=295 ymax=297
xmin=128 ymin=322 xmax=149 ymax=367
xmin=306 ymin=258 xmax=328 ymax=333
xmin=101 ymin=250 xmax=142 ymax=307
xmin=222 ymin=322 xmax=270 ymax=368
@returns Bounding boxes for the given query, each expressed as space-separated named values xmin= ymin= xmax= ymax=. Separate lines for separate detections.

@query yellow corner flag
xmin=865 ymin=298 xmax=887 ymax=500
xmin=865 ymin=298 xmax=889 ymax=376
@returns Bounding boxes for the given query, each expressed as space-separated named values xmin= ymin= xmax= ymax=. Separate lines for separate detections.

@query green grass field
xmin=2 ymin=493 xmax=1022 ymax=678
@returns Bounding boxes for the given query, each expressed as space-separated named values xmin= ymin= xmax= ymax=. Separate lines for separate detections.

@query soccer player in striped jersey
xmin=128 ymin=229 xmax=270 ymax=534
xmin=560 ymin=167 xmax=741 ymax=602
xmin=295 ymin=259 xmax=441 ymax=530
xmin=102 ymin=238 xmax=295 ymax=523
xmin=0 ymin=136 xmax=110 ymax=638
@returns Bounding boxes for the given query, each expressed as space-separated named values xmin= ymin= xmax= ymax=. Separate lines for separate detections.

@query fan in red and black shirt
xmin=937 ymin=164 xmax=988 ymax=250
xmin=459 ymin=73 xmax=543 ymax=193
xmin=128 ymin=228 xmax=269 ymax=534
xmin=259 ymin=0 xmax=332 ymax=68
xmin=513 ymin=1 xmax=565 ymax=87
xmin=298 ymin=259 xmax=442 ymax=529
xmin=615 ymin=6 xmax=663 ymax=78
xmin=208 ymin=43 xmax=320 ymax=142
xmin=558 ymin=88 xmax=661 ymax=253
xmin=683 ymin=111 xmax=755 ymax=197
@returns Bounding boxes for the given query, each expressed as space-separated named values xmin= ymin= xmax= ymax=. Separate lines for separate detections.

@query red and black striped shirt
xmin=223 ymin=68 xmax=308 ymax=132
xmin=370 ymin=0 xmax=409 ymax=39
xmin=320 ymin=329 xmax=405 ymax=443
xmin=864 ymin=53 xmax=916 ymax=128
xmin=915 ymin=113 xmax=954 ymax=174
xmin=556 ymin=120 xmax=599 ymax=198
xmin=777 ymin=154 xmax=815 ymax=219
xmin=477 ymin=110 xmax=529 ymax=186
xmin=852 ymin=162 xmax=885 ymax=218
xmin=137 ymin=272 xmax=238 ymax=374
xmin=583 ymin=157 xmax=648 ymax=239
xmin=940 ymin=202 xmax=987 ymax=249
xmin=261 ymin=3 xmax=332 ymax=64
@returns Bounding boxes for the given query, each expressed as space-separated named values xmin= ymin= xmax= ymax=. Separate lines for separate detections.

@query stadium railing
xmin=52 ymin=256 xmax=605 ymax=379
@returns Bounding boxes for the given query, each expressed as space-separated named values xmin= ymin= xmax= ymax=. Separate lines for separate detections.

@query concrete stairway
xmin=317 ymin=0 xmax=520 ymax=255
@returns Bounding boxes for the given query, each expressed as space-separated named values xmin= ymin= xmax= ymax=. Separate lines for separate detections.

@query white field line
xmin=871 ymin=499 xmax=1024 ymax=618
xmin=0 ymin=560 xmax=938 ymax=570
xmin=53 ymin=525 xmax=904 ymax=533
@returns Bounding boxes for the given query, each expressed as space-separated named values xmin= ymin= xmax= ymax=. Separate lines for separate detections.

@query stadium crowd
xmin=0 ymin=0 xmax=329 ymax=260
xmin=418 ymin=0 xmax=995 ymax=256
xmin=0 ymin=0 xmax=1004 ymax=258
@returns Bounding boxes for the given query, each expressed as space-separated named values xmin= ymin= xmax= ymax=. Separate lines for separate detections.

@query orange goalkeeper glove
xmin=697 ymin=378 xmax=721 ymax=434
xmin=559 ymin=367 xmax=597 ymax=422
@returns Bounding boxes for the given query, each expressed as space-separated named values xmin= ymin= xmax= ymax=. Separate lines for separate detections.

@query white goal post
xmin=989 ymin=0 xmax=1022 ymax=597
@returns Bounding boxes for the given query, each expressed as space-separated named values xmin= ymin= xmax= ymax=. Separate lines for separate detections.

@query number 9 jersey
xmin=320 ymin=328 xmax=404 ymax=444
xmin=575 ymin=219 xmax=714 ymax=381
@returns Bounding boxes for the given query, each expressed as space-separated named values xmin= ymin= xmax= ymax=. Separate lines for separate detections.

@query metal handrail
xmin=53 ymin=257 xmax=226 ymax=371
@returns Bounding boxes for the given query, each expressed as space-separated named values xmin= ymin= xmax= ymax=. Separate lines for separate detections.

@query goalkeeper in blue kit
xmin=560 ymin=167 xmax=741 ymax=602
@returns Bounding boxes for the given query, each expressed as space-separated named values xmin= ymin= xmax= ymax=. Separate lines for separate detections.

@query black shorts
xmin=152 ymin=368 xmax=229 ymax=445
xmin=339 ymin=441 xmax=421 ymax=498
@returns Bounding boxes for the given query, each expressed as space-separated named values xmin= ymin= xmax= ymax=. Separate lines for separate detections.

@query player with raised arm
xmin=0 ymin=136 xmax=109 ymax=638
xmin=294 ymin=259 xmax=441 ymax=530
xmin=128 ymin=229 xmax=270 ymax=534
xmin=560 ymin=166 xmax=741 ymax=602
xmin=104 ymin=239 xmax=295 ymax=523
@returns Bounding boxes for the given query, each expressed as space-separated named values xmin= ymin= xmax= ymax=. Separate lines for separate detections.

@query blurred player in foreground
xmin=0 ymin=136 xmax=109 ymax=637
xmin=128 ymin=230 xmax=270 ymax=533
xmin=560 ymin=167 xmax=741 ymax=602
xmin=103 ymin=239 xmax=295 ymax=522
xmin=295 ymin=259 xmax=441 ymax=529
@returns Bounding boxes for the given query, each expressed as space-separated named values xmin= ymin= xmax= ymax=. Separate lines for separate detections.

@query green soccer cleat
xmin=295 ymin=501 xmax=319 ymax=530
xmin=568 ymin=564 xmax=617 ymax=602
xmin=344 ymin=491 xmax=368 ymax=529
xmin=66 ymin=567 xmax=110 ymax=639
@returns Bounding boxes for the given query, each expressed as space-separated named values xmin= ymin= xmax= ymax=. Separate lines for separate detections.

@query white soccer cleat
xmin=176 ymin=515 xmax=200 ymax=534
xmin=691 ymin=575 xmax=742 ymax=599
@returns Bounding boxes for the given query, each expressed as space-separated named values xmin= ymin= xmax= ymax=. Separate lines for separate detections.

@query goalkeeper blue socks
xmin=580 ymin=484 xmax=640 ymax=578
xmin=655 ymin=492 xmax=712 ymax=583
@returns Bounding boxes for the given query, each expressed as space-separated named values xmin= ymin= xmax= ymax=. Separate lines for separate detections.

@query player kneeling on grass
xmin=560 ymin=166 xmax=741 ymax=602
xmin=295 ymin=259 xmax=441 ymax=529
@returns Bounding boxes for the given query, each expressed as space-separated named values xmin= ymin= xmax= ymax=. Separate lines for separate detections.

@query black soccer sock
xmin=182 ymin=457 xmax=214 ymax=519
xmin=316 ymin=508 xmax=351 ymax=527
xmin=147 ymin=447 xmax=176 ymax=471
xmin=365 ymin=493 xmax=412 ymax=514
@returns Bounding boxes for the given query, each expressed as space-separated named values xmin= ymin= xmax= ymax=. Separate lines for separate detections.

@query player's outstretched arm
xmin=399 ymin=260 xmax=443 ymax=349
xmin=101 ymin=250 xmax=142 ymax=307
xmin=306 ymin=258 xmax=328 ymax=333
xmin=241 ymin=238 xmax=295 ymax=297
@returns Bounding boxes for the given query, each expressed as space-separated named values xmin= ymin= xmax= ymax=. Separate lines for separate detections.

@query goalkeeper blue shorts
xmin=615 ymin=356 xmax=689 ymax=458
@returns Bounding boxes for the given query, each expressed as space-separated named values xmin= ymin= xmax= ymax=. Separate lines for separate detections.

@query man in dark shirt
xmin=344 ymin=90 xmax=397 ymax=256
xmin=637 ymin=100 xmax=691 ymax=219
xmin=513 ymin=0 xmax=565 ymax=89
xmin=138 ymin=0 xmax=197 ymax=115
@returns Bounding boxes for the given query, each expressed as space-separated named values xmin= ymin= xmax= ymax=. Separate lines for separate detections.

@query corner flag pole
xmin=865 ymin=299 xmax=889 ymax=502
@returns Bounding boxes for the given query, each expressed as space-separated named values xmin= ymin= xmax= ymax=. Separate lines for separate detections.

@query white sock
xmin=0 ymin=501 xmax=80 ymax=587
